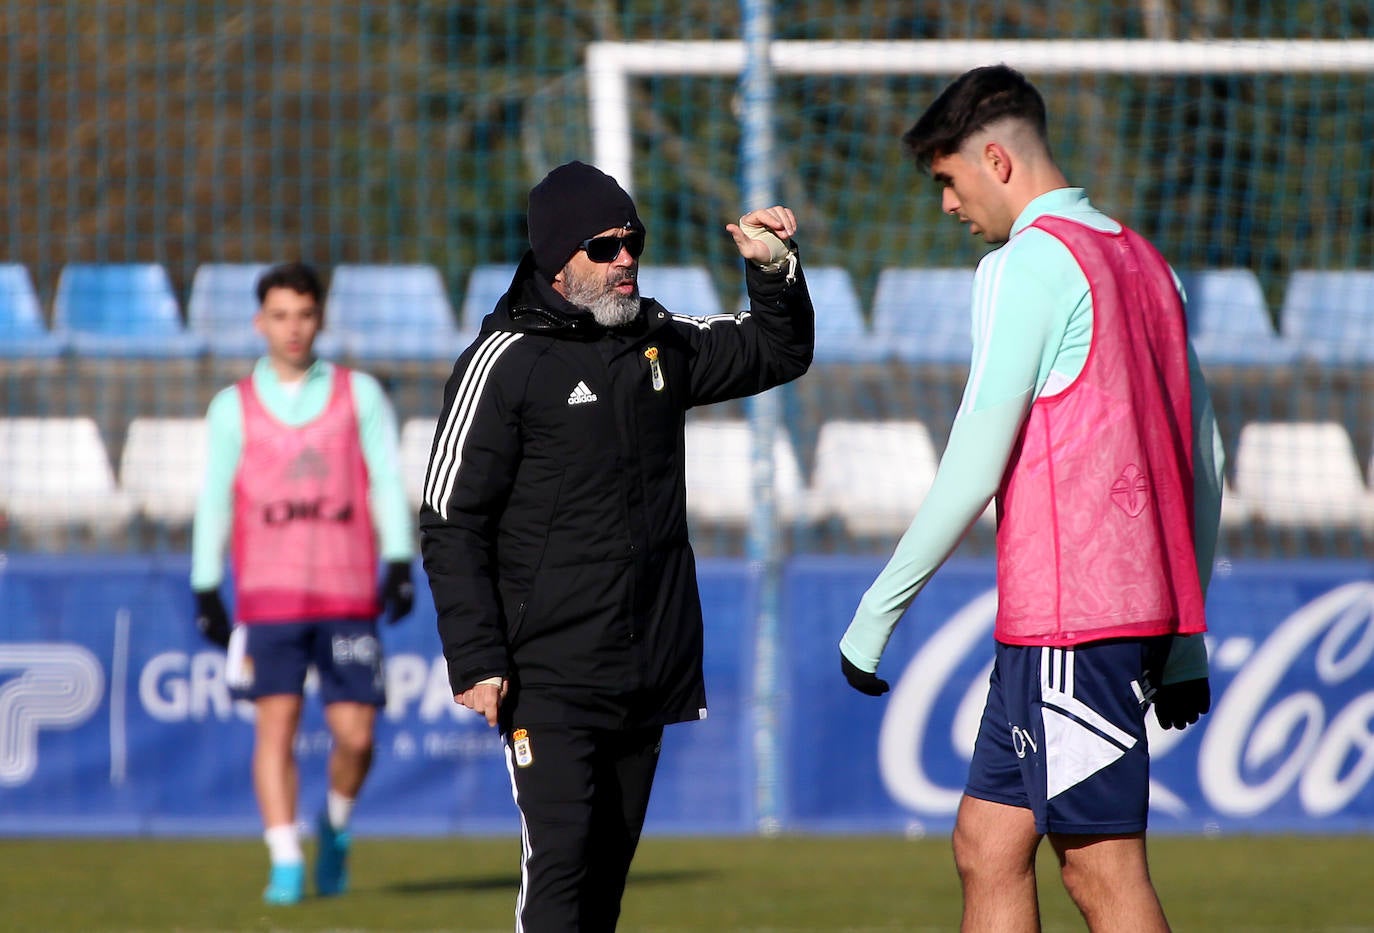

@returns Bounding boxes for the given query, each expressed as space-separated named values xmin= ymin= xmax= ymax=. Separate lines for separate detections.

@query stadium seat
xmin=461 ymin=264 xmax=727 ymax=326
xmin=326 ymin=264 xmax=467 ymax=361
xmin=870 ymin=267 xmax=975 ymax=364
xmin=52 ymin=263 xmax=205 ymax=358
xmin=1176 ymin=268 xmax=1300 ymax=366
xmin=638 ymin=265 xmax=724 ymax=318
xmin=187 ymin=262 xmax=271 ymax=357
xmin=118 ymin=417 xmax=208 ymax=524
xmin=0 ymin=263 xmax=68 ymax=358
xmin=0 ymin=417 xmax=136 ymax=536
xmin=399 ymin=416 xmax=439 ymax=510
xmin=187 ymin=262 xmax=343 ymax=359
xmin=460 ymin=263 xmax=518 ymax=333
xmin=683 ymin=418 xmax=814 ymax=525
xmin=1279 ymin=270 xmax=1374 ymax=364
xmin=1232 ymin=421 xmax=1374 ymax=529
xmin=804 ymin=266 xmax=884 ymax=364
xmin=809 ymin=420 xmax=941 ymax=536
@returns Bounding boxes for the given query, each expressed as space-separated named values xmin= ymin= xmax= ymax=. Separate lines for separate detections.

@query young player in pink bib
xmin=191 ymin=261 xmax=416 ymax=906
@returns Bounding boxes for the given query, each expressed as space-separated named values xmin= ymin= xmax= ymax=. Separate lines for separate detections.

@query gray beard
xmin=564 ymin=274 xmax=641 ymax=328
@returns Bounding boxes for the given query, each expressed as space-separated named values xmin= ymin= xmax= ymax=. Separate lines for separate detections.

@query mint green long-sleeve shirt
xmin=190 ymin=357 xmax=415 ymax=591
xmin=840 ymin=188 xmax=1224 ymax=678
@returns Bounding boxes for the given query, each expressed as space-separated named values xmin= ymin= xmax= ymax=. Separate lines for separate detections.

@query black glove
xmin=379 ymin=561 xmax=415 ymax=624
xmin=194 ymin=589 xmax=231 ymax=649
xmin=841 ymin=652 xmax=890 ymax=697
xmin=1153 ymin=678 xmax=1211 ymax=729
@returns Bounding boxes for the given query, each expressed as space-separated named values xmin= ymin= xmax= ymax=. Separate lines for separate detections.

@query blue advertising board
xmin=781 ymin=556 xmax=1374 ymax=835
xmin=1 ymin=554 xmax=1371 ymax=836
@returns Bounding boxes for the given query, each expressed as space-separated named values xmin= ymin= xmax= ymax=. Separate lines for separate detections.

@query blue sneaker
xmin=314 ymin=812 xmax=351 ymax=897
xmin=263 ymin=861 xmax=305 ymax=906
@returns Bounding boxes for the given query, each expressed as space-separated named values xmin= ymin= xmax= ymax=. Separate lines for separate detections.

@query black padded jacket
xmin=418 ymin=248 xmax=813 ymax=730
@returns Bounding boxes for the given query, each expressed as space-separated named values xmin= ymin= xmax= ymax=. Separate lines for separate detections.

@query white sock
xmin=326 ymin=790 xmax=355 ymax=831
xmin=264 ymin=824 xmax=302 ymax=865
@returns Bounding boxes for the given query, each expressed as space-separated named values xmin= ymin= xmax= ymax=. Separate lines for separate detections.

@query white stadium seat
xmin=684 ymin=418 xmax=813 ymax=525
xmin=0 ymin=417 xmax=135 ymax=536
xmin=119 ymin=417 xmax=209 ymax=524
xmin=1219 ymin=477 xmax=1250 ymax=529
xmin=809 ymin=419 xmax=942 ymax=537
xmin=400 ymin=416 xmax=439 ymax=510
xmin=1233 ymin=421 xmax=1374 ymax=529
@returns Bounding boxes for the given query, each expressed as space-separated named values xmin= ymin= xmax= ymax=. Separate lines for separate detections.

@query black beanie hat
xmin=527 ymin=161 xmax=644 ymax=279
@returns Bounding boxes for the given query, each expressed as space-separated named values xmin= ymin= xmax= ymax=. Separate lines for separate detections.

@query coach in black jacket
xmin=419 ymin=160 xmax=813 ymax=931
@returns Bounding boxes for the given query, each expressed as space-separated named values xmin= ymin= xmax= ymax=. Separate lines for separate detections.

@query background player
xmin=190 ymin=261 xmax=417 ymax=905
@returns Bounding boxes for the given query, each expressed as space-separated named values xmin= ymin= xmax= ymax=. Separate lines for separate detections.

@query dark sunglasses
xmin=578 ymin=230 xmax=645 ymax=263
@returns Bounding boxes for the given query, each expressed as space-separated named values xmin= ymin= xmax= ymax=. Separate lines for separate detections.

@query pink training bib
xmin=231 ymin=367 xmax=378 ymax=622
xmin=994 ymin=216 xmax=1205 ymax=646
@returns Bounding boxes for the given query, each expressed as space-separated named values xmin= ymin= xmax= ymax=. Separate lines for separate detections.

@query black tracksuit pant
xmin=504 ymin=722 xmax=663 ymax=932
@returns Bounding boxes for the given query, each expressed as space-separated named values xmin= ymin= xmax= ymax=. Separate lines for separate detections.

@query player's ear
xmin=983 ymin=142 xmax=1013 ymax=183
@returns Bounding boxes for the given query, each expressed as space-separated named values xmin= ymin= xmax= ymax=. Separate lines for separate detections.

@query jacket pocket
xmin=507 ymin=597 xmax=530 ymax=648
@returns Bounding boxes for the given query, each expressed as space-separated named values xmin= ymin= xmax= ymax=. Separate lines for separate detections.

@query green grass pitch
xmin=3 ymin=834 xmax=1373 ymax=931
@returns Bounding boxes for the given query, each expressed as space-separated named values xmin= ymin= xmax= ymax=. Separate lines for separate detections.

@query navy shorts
xmin=965 ymin=636 xmax=1170 ymax=835
xmin=226 ymin=619 xmax=386 ymax=707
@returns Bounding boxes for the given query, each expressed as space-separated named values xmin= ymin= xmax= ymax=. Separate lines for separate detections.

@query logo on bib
xmin=1110 ymin=463 xmax=1151 ymax=517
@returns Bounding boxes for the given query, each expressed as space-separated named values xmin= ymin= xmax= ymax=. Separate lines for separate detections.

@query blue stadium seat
xmin=870 ymin=267 xmax=975 ymax=364
xmin=1176 ymin=268 xmax=1299 ymax=366
xmin=53 ymin=263 xmax=205 ymax=358
xmin=804 ymin=266 xmax=884 ymax=364
xmin=0 ymin=264 xmax=68 ymax=358
xmin=326 ymin=264 xmax=466 ymax=361
xmin=187 ymin=262 xmax=271 ymax=357
xmin=638 ymin=265 xmax=723 ymax=318
xmin=1279 ymin=269 xmax=1374 ymax=364
xmin=460 ymin=263 xmax=518 ymax=333
xmin=188 ymin=262 xmax=342 ymax=359
xmin=463 ymin=264 xmax=725 ymax=328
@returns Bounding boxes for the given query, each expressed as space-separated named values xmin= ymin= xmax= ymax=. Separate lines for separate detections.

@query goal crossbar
xmin=587 ymin=38 xmax=1374 ymax=191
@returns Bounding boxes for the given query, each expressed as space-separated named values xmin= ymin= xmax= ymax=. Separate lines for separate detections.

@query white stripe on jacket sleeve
xmin=423 ymin=332 xmax=523 ymax=519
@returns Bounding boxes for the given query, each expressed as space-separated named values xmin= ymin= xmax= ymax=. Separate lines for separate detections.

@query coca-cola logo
xmin=878 ymin=590 xmax=996 ymax=814
xmin=1199 ymin=581 xmax=1374 ymax=818
xmin=876 ymin=581 xmax=1374 ymax=822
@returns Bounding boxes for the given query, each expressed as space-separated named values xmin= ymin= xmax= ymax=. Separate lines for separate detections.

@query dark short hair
xmin=901 ymin=65 xmax=1049 ymax=173
xmin=255 ymin=261 xmax=324 ymax=305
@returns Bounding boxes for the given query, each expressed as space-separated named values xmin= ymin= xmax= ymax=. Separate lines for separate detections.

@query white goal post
xmin=587 ymin=39 xmax=1374 ymax=193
